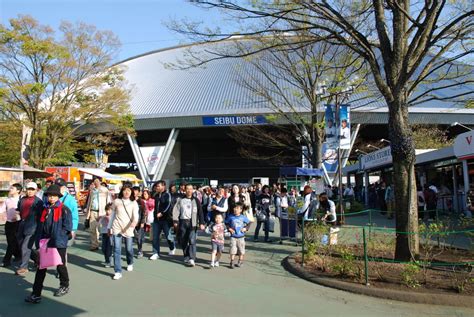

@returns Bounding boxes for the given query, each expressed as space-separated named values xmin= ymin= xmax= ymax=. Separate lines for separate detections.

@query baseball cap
xmin=26 ymin=182 xmax=38 ymax=190
xmin=55 ymin=178 xmax=67 ymax=187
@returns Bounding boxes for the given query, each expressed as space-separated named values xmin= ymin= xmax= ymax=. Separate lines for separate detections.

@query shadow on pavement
xmin=0 ymin=272 xmax=87 ymax=317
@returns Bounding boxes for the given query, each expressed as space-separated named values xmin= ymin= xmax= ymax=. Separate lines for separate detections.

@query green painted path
xmin=0 ymin=220 xmax=472 ymax=317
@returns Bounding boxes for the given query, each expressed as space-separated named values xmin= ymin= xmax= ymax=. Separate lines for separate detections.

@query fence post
xmin=362 ymin=226 xmax=370 ymax=286
xmin=368 ymin=209 xmax=372 ymax=237
xmin=301 ymin=216 xmax=305 ymax=267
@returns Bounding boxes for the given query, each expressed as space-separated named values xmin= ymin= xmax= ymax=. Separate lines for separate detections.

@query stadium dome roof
xmin=117 ymin=40 xmax=474 ymax=131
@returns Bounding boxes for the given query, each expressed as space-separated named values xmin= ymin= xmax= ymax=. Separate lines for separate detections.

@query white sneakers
xmin=112 ymin=265 xmax=132 ymax=280
xmin=149 ymin=254 xmax=160 ymax=261
xmin=168 ymin=249 xmax=175 ymax=256
xmin=188 ymin=259 xmax=195 ymax=267
xmin=214 ymin=261 xmax=219 ymax=267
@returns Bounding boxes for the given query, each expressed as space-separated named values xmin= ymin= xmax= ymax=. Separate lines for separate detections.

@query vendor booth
xmin=278 ymin=167 xmax=324 ymax=243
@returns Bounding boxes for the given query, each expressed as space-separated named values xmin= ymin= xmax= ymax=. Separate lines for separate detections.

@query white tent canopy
xmin=78 ymin=168 xmax=129 ymax=182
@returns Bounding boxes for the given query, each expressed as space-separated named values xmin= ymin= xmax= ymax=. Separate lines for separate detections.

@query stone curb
xmin=282 ymin=253 xmax=473 ymax=309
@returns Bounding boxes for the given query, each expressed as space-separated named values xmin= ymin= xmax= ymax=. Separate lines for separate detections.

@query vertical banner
xmin=301 ymin=146 xmax=312 ymax=169
xmin=323 ymin=105 xmax=338 ymax=173
xmin=21 ymin=125 xmax=33 ymax=167
xmin=139 ymin=146 xmax=165 ymax=176
xmin=339 ymin=105 xmax=351 ymax=149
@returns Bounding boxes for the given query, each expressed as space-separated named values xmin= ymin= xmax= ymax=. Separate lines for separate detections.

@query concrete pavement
xmin=0 ymin=221 xmax=472 ymax=317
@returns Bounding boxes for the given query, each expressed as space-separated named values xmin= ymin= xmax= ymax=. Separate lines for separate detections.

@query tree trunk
xmin=388 ymin=98 xmax=419 ymax=261
xmin=311 ymin=130 xmax=323 ymax=169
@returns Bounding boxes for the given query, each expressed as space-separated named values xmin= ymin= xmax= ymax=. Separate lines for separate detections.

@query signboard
xmin=45 ymin=167 xmax=69 ymax=181
xmin=202 ymin=115 xmax=267 ymax=126
xmin=359 ymin=146 xmax=392 ymax=170
xmin=454 ymin=130 xmax=474 ymax=160
xmin=139 ymin=146 xmax=165 ymax=176
xmin=66 ymin=182 xmax=77 ymax=197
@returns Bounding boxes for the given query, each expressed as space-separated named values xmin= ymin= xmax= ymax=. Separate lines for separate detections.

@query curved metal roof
xmin=117 ymin=41 xmax=474 ymax=131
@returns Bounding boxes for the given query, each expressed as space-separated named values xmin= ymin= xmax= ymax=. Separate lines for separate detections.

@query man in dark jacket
xmin=16 ymin=182 xmax=44 ymax=276
xmin=150 ymin=180 xmax=176 ymax=260
xmin=172 ymin=183 xmax=205 ymax=267
xmin=25 ymin=184 xmax=72 ymax=304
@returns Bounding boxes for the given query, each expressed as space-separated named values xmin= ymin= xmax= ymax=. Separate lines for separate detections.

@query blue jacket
xmin=60 ymin=192 xmax=79 ymax=231
xmin=34 ymin=201 xmax=72 ymax=249
xmin=17 ymin=196 xmax=44 ymax=236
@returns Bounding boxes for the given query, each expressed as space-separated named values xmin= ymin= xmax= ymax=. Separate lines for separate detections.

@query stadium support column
xmin=364 ymin=171 xmax=369 ymax=207
xmin=127 ymin=133 xmax=149 ymax=187
xmin=152 ymin=128 xmax=180 ymax=182
xmin=462 ymin=160 xmax=469 ymax=203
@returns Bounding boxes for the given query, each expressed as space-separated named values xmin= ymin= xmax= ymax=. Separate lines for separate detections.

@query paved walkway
xmin=0 ymin=220 xmax=472 ymax=317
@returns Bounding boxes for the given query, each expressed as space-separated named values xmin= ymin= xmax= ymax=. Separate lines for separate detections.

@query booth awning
xmin=78 ymin=168 xmax=129 ymax=181
xmin=22 ymin=166 xmax=53 ymax=179
xmin=279 ymin=167 xmax=324 ymax=177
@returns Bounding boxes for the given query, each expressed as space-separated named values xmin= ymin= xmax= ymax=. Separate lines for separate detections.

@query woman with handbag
xmin=253 ymin=185 xmax=273 ymax=243
xmin=108 ymin=182 xmax=139 ymax=280
xmin=25 ymin=184 xmax=72 ymax=304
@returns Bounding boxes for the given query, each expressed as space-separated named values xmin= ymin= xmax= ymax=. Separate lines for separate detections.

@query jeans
xmin=254 ymin=211 xmax=270 ymax=241
xmin=101 ymin=233 xmax=113 ymax=264
xmin=113 ymin=234 xmax=133 ymax=273
xmin=33 ymin=248 xmax=68 ymax=296
xmin=178 ymin=220 xmax=197 ymax=261
xmin=152 ymin=221 xmax=175 ymax=255
xmin=2 ymin=221 xmax=20 ymax=265
xmin=135 ymin=227 xmax=145 ymax=253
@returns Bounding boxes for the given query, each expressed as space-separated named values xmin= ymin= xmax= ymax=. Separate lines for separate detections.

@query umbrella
xmin=22 ymin=166 xmax=53 ymax=179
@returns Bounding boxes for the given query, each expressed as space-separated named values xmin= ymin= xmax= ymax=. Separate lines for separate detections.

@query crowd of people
xmin=3 ymin=175 xmax=472 ymax=304
xmin=0 ymin=178 xmax=339 ymax=304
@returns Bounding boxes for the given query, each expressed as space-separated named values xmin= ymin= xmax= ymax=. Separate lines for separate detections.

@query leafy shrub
xmin=401 ymin=262 xmax=421 ymax=288
xmin=331 ymin=246 xmax=356 ymax=277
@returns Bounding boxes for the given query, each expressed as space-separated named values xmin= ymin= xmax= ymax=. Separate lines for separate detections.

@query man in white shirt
xmin=339 ymin=119 xmax=350 ymax=148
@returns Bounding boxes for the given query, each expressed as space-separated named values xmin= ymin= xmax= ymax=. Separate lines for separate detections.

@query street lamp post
xmin=334 ymin=83 xmax=355 ymax=225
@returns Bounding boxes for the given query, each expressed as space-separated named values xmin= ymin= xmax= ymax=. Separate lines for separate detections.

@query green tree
xmin=0 ymin=16 xmax=133 ymax=168
xmin=172 ymin=1 xmax=473 ymax=260
xmin=0 ymin=121 xmax=21 ymax=166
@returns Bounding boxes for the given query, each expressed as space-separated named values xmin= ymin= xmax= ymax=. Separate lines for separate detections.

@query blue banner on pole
xmin=202 ymin=115 xmax=267 ymax=126
xmin=322 ymin=104 xmax=351 ymax=173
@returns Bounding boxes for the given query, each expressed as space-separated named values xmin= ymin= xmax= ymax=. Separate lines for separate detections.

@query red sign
xmin=45 ymin=167 xmax=69 ymax=181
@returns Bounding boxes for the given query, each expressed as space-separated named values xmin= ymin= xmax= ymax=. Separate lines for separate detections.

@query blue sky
xmin=0 ymin=0 xmax=224 ymax=62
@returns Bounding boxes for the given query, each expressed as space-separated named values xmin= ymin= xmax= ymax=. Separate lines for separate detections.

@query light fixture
xmin=451 ymin=122 xmax=472 ymax=131
xmin=355 ymin=149 xmax=368 ymax=155
xmin=367 ymin=144 xmax=381 ymax=150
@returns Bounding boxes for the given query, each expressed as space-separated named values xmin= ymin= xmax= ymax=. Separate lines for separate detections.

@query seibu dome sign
xmin=454 ymin=130 xmax=474 ymax=160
